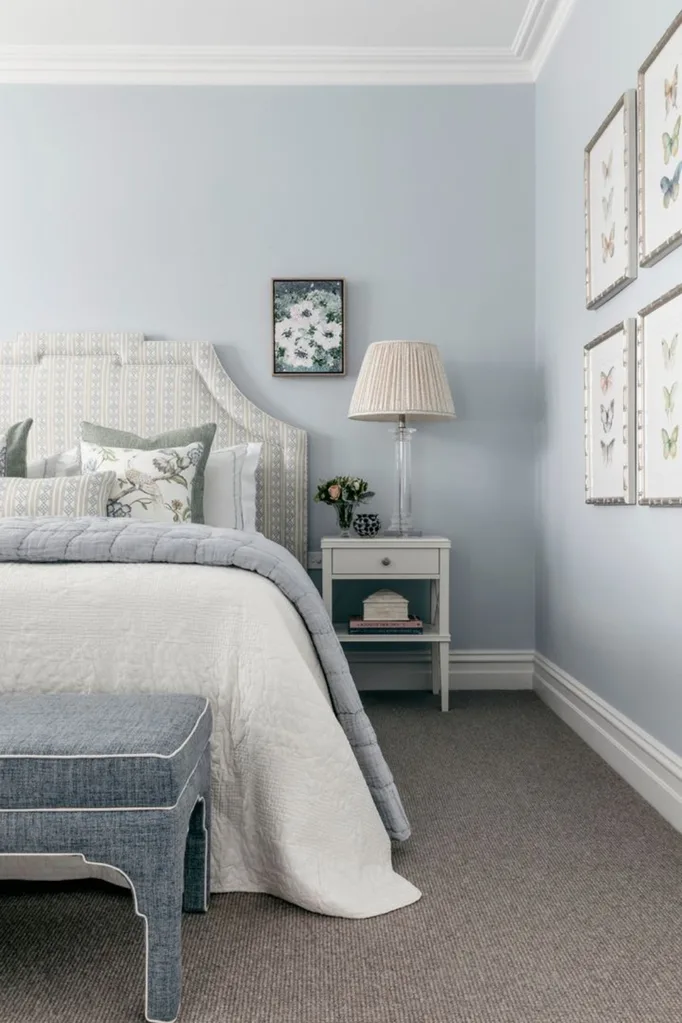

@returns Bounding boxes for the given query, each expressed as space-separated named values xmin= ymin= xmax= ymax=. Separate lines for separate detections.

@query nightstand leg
xmin=431 ymin=643 xmax=440 ymax=695
xmin=439 ymin=642 xmax=450 ymax=712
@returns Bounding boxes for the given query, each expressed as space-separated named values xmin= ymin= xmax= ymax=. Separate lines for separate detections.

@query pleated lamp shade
xmin=348 ymin=340 xmax=455 ymax=422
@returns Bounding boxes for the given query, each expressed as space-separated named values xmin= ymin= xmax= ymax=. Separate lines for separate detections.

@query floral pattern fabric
xmin=80 ymin=442 xmax=204 ymax=523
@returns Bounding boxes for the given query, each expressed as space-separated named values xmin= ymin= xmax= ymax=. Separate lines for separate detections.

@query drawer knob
xmin=381 ymin=557 xmax=392 ymax=566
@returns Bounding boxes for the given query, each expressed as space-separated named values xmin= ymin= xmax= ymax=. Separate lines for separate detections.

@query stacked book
xmin=348 ymin=615 xmax=424 ymax=635
xmin=348 ymin=588 xmax=424 ymax=635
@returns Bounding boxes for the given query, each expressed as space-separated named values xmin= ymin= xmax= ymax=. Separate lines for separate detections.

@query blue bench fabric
xmin=0 ymin=693 xmax=212 ymax=809
xmin=0 ymin=693 xmax=212 ymax=1023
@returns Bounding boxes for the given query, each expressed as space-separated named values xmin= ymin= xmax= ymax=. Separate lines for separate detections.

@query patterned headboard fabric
xmin=0 ymin=333 xmax=308 ymax=563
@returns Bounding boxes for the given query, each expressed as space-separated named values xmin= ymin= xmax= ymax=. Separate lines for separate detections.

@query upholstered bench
xmin=0 ymin=693 xmax=212 ymax=1023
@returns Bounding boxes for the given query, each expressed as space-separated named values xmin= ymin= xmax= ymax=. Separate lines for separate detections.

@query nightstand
xmin=321 ymin=535 xmax=452 ymax=711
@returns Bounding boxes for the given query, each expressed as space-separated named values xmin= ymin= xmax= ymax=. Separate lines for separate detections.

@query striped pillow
xmin=0 ymin=472 xmax=117 ymax=518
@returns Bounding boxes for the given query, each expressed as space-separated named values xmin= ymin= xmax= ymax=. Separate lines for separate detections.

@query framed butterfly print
xmin=638 ymin=285 xmax=682 ymax=504
xmin=584 ymin=320 xmax=636 ymax=505
xmin=584 ymin=90 xmax=637 ymax=309
xmin=639 ymin=12 xmax=682 ymax=267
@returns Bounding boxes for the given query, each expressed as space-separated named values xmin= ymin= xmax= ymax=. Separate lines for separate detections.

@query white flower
xmin=289 ymin=301 xmax=318 ymax=323
xmin=319 ymin=322 xmax=341 ymax=349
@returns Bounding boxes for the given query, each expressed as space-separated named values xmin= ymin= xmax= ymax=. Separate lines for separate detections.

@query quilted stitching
xmin=0 ymin=517 xmax=410 ymax=841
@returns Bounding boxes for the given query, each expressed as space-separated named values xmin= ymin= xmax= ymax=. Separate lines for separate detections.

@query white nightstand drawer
xmin=332 ymin=546 xmax=439 ymax=576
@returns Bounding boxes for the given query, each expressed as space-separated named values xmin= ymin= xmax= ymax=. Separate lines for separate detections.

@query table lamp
xmin=348 ymin=340 xmax=455 ymax=536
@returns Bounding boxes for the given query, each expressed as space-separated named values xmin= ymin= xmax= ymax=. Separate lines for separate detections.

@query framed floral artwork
xmin=638 ymin=284 xmax=682 ymax=504
xmin=584 ymin=319 xmax=636 ymax=504
xmin=639 ymin=12 xmax=682 ymax=267
xmin=584 ymin=91 xmax=638 ymax=309
xmin=272 ymin=278 xmax=345 ymax=376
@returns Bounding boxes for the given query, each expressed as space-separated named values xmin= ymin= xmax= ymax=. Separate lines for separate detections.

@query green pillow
xmin=80 ymin=422 xmax=217 ymax=523
xmin=0 ymin=419 xmax=33 ymax=477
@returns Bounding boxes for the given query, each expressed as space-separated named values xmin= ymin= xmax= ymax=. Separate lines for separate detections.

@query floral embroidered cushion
xmin=0 ymin=472 xmax=116 ymax=517
xmin=80 ymin=423 xmax=217 ymax=523
xmin=80 ymin=442 xmax=204 ymax=523
xmin=0 ymin=419 xmax=33 ymax=477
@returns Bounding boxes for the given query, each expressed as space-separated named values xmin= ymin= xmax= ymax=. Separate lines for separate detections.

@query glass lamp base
xmin=384 ymin=526 xmax=422 ymax=537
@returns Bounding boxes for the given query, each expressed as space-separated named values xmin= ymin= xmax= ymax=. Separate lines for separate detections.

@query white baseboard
xmin=349 ymin=646 xmax=682 ymax=834
xmin=348 ymin=649 xmax=535 ymax=691
xmin=534 ymin=654 xmax=682 ymax=833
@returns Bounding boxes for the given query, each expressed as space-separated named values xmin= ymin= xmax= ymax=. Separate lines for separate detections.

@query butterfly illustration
xmin=600 ymin=366 xmax=614 ymax=394
xmin=664 ymin=383 xmax=678 ymax=418
xmin=666 ymin=65 xmax=679 ymax=116
xmin=662 ymin=425 xmax=679 ymax=460
xmin=602 ymin=187 xmax=614 ymax=220
xmin=600 ymin=399 xmax=615 ymax=433
xmin=602 ymin=150 xmax=613 ymax=182
xmin=601 ymin=438 xmax=615 ymax=466
xmin=663 ymin=115 xmax=682 ymax=164
xmin=662 ymin=334 xmax=679 ymax=370
xmin=661 ymin=161 xmax=682 ymax=207
xmin=601 ymin=223 xmax=615 ymax=262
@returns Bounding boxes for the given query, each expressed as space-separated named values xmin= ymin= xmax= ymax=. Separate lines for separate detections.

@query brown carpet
xmin=2 ymin=691 xmax=682 ymax=1023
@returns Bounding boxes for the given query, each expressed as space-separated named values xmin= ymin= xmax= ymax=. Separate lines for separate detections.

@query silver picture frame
xmin=638 ymin=11 xmax=682 ymax=268
xmin=584 ymin=90 xmax=638 ymax=309
xmin=637 ymin=283 xmax=682 ymax=505
xmin=584 ymin=319 xmax=636 ymax=505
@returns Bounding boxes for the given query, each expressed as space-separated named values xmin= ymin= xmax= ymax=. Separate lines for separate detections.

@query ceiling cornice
xmin=530 ymin=0 xmax=577 ymax=77
xmin=0 ymin=5 xmax=577 ymax=85
xmin=0 ymin=45 xmax=532 ymax=85
xmin=513 ymin=0 xmax=556 ymax=59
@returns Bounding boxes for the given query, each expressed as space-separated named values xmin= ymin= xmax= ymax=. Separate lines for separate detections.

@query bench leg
xmin=132 ymin=873 xmax=184 ymax=1023
xmin=183 ymin=796 xmax=210 ymax=913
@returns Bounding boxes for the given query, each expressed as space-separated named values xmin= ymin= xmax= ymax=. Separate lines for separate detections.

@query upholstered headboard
xmin=0 ymin=333 xmax=308 ymax=563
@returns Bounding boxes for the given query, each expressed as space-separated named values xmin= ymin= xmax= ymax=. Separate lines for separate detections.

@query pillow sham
xmin=203 ymin=443 xmax=262 ymax=532
xmin=27 ymin=446 xmax=81 ymax=479
xmin=80 ymin=441 xmax=204 ymax=523
xmin=80 ymin=422 xmax=217 ymax=523
xmin=0 ymin=472 xmax=116 ymax=518
xmin=0 ymin=419 xmax=33 ymax=478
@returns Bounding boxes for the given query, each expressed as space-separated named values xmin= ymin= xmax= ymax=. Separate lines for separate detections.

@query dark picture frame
xmin=272 ymin=278 xmax=345 ymax=377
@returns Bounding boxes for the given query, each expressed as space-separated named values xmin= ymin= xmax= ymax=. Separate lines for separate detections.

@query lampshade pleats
xmin=348 ymin=340 xmax=455 ymax=422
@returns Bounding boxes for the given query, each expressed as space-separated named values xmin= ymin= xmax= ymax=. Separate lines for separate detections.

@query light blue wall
xmin=536 ymin=0 xmax=682 ymax=751
xmin=0 ymin=85 xmax=536 ymax=649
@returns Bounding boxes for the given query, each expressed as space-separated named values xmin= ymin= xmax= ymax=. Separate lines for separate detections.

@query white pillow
xmin=203 ymin=443 xmax=261 ymax=532
xmin=80 ymin=441 xmax=203 ymax=523
xmin=0 ymin=472 xmax=116 ymax=518
xmin=27 ymin=446 xmax=81 ymax=479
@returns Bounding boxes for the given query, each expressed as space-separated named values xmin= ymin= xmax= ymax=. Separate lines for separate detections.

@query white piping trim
xmin=0 ymin=698 xmax=210 ymax=760
xmin=0 ymin=795 xmax=209 ymax=1023
xmin=0 ymin=742 xmax=208 ymax=813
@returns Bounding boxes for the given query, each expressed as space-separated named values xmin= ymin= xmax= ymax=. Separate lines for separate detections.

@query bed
xmin=0 ymin=333 xmax=419 ymax=919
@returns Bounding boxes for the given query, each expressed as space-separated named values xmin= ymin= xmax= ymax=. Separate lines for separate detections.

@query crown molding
xmin=513 ymin=0 xmax=556 ymax=59
xmin=0 ymin=44 xmax=534 ymax=85
xmin=0 ymin=4 xmax=577 ymax=87
xmin=530 ymin=0 xmax=577 ymax=77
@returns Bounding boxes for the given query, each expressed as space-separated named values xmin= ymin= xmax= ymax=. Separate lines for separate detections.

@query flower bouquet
xmin=314 ymin=476 xmax=375 ymax=536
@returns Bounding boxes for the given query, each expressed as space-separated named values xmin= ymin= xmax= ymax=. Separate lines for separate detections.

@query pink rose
xmin=328 ymin=484 xmax=341 ymax=501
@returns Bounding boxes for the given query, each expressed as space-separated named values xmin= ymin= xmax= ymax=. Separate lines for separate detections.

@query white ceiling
xmin=0 ymin=0 xmax=531 ymax=49
xmin=0 ymin=0 xmax=575 ymax=83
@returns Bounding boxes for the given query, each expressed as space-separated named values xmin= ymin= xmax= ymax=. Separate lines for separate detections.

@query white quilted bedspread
xmin=0 ymin=562 xmax=420 ymax=918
